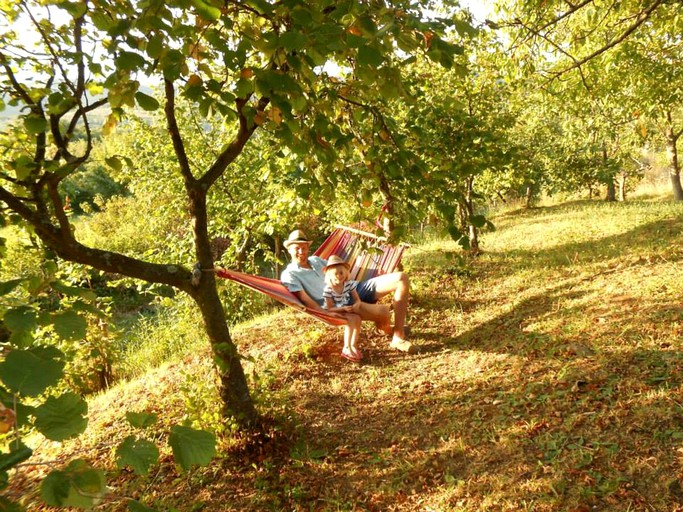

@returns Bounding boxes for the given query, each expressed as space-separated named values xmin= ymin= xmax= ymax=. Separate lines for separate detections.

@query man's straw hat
xmin=284 ymin=229 xmax=312 ymax=249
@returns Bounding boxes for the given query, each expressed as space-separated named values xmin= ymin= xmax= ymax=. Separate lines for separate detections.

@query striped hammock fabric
xmin=215 ymin=225 xmax=406 ymax=326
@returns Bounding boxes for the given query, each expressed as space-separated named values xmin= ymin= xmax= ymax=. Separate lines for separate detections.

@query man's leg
xmin=368 ymin=272 xmax=411 ymax=345
xmin=357 ymin=303 xmax=392 ymax=334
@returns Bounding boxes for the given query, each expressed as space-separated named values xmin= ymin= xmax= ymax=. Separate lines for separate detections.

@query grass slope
xmin=13 ymin=198 xmax=683 ymax=511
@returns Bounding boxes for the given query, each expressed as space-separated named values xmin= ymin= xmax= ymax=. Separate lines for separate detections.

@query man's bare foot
xmin=390 ymin=336 xmax=415 ymax=354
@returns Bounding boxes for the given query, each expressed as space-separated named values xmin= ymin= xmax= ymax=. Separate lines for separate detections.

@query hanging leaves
xmin=116 ymin=436 xmax=160 ymax=475
xmin=40 ymin=460 xmax=106 ymax=509
xmin=135 ymin=91 xmax=160 ymax=111
xmin=23 ymin=114 xmax=47 ymax=134
xmin=168 ymin=426 xmax=216 ymax=471
xmin=51 ymin=310 xmax=87 ymax=341
xmin=33 ymin=393 xmax=88 ymax=441
xmin=0 ymin=348 xmax=65 ymax=397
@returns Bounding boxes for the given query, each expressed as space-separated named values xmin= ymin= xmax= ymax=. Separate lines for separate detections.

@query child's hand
xmin=351 ymin=302 xmax=361 ymax=312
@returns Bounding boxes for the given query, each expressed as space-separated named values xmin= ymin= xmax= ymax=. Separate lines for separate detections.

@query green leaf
xmin=135 ymin=92 xmax=160 ymax=111
xmin=126 ymin=411 xmax=158 ymax=429
xmin=146 ymin=34 xmax=164 ymax=59
xmin=51 ymin=281 xmax=93 ymax=300
xmin=169 ymin=425 xmax=216 ymax=471
xmin=91 ymin=10 xmax=113 ymax=31
xmin=40 ymin=469 xmax=70 ymax=506
xmin=56 ymin=1 xmax=87 ymax=17
xmin=357 ymin=46 xmax=384 ymax=68
xmin=0 ymin=279 xmax=24 ymax=296
xmin=12 ymin=155 xmax=36 ymax=181
xmin=0 ymin=349 xmax=64 ymax=397
xmin=23 ymin=114 xmax=47 ymax=134
xmin=105 ymin=156 xmax=122 ymax=171
xmin=116 ymin=436 xmax=159 ymax=476
xmin=116 ymin=51 xmax=146 ymax=71
xmin=469 ymin=214 xmax=487 ymax=228
xmin=0 ymin=496 xmax=24 ymax=512
xmin=34 ymin=393 xmax=87 ymax=441
xmin=290 ymin=7 xmax=312 ymax=26
xmin=191 ymin=0 xmax=221 ymax=21
xmin=128 ymin=500 xmax=157 ymax=512
xmin=51 ymin=310 xmax=87 ymax=341
xmin=234 ymin=77 xmax=253 ymax=99
xmin=279 ymin=31 xmax=307 ymax=51
xmin=41 ymin=460 xmax=105 ymax=509
xmin=357 ymin=15 xmax=377 ymax=35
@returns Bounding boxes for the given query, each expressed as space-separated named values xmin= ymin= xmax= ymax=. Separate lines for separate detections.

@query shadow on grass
xmin=204 ymin=347 xmax=683 ymax=511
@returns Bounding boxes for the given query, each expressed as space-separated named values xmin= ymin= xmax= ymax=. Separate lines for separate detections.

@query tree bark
xmin=463 ymin=176 xmax=479 ymax=254
xmin=665 ymin=110 xmax=683 ymax=201
xmin=618 ymin=174 xmax=627 ymax=201
xmin=525 ymin=185 xmax=534 ymax=208
xmin=162 ymin=81 xmax=260 ymax=429
xmin=603 ymin=144 xmax=616 ymax=202
xmin=377 ymin=173 xmax=395 ymax=235
xmin=186 ymin=183 xmax=258 ymax=428
xmin=191 ymin=275 xmax=258 ymax=426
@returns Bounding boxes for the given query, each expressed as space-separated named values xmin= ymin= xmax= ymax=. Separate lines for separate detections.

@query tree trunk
xmin=464 ymin=176 xmax=479 ymax=254
xmin=377 ymin=173 xmax=395 ymax=235
xmin=665 ymin=110 xmax=683 ymax=201
xmin=187 ymin=185 xmax=258 ymax=428
xmin=192 ymin=277 xmax=258 ymax=426
xmin=525 ymin=185 xmax=533 ymax=208
xmin=273 ymin=235 xmax=281 ymax=279
xmin=603 ymin=145 xmax=616 ymax=202
xmin=618 ymin=174 xmax=627 ymax=201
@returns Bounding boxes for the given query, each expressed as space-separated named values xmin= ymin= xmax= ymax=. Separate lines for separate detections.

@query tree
xmin=0 ymin=0 xmax=462 ymax=428
xmin=498 ymin=0 xmax=683 ymax=199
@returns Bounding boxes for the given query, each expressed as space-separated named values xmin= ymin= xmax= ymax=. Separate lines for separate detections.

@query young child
xmin=322 ymin=255 xmax=363 ymax=362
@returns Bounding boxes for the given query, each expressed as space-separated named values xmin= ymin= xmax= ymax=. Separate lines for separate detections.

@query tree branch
xmin=0 ymin=186 xmax=194 ymax=291
xmin=535 ymin=0 xmax=596 ymax=33
xmin=554 ymin=0 xmax=665 ymax=75
xmin=164 ymin=79 xmax=196 ymax=186
xmin=199 ymin=95 xmax=268 ymax=187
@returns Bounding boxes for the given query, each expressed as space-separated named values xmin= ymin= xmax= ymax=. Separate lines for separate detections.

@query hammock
xmin=215 ymin=225 xmax=407 ymax=326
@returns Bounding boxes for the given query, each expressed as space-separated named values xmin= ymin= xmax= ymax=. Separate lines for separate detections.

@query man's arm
xmin=293 ymin=289 xmax=324 ymax=311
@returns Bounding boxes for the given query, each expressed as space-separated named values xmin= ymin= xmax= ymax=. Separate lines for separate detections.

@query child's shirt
xmin=322 ymin=280 xmax=359 ymax=309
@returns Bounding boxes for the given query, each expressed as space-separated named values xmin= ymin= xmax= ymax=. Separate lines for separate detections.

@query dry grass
xmin=11 ymin=197 xmax=683 ymax=511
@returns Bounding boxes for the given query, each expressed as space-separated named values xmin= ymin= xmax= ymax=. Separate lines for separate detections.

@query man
xmin=280 ymin=229 xmax=414 ymax=353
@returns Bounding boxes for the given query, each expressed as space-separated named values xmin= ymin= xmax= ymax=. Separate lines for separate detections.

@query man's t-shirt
xmin=281 ymin=256 xmax=327 ymax=306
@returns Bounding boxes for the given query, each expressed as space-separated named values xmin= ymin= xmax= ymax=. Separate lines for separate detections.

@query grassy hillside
xmin=11 ymin=198 xmax=683 ymax=511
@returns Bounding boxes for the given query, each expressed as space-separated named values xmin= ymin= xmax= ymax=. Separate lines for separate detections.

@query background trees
xmin=500 ymin=0 xmax=683 ymax=199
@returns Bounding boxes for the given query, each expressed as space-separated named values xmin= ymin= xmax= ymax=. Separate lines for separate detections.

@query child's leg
xmin=342 ymin=324 xmax=352 ymax=352
xmin=346 ymin=313 xmax=362 ymax=354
